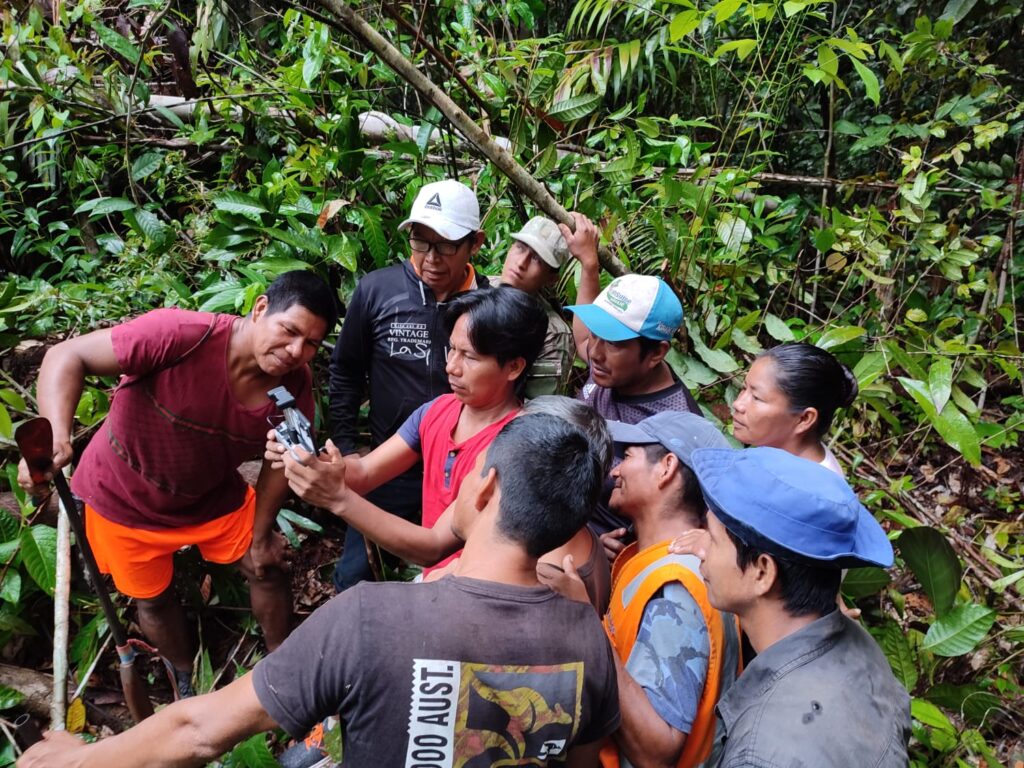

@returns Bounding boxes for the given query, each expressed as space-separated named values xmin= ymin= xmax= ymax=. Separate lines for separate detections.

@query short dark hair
xmin=523 ymin=396 xmax=612 ymax=475
xmin=485 ymin=413 xmax=602 ymax=558
xmin=638 ymin=336 xmax=668 ymax=359
xmin=640 ymin=444 xmax=706 ymax=526
xmin=443 ymin=286 xmax=548 ymax=398
xmin=758 ymin=343 xmax=858 ymax=438
xmin=725 ymin=525 xmax=840 ymax=617
xmin=264 ymin=271 xmax=339 ymax=331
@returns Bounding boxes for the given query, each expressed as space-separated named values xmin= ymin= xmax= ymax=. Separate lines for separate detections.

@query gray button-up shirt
xmin=717 ymin=610 xmax=911 ymax=768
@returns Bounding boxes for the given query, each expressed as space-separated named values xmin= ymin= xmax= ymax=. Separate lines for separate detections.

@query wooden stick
xmin=50 ymin=477 xmax=72 ymax=731
xmin=313 ymin=0 xmax=629 ymax=276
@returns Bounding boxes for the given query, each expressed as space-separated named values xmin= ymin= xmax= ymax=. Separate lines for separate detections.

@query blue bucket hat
xmin=689 ymin=446 xmax=893 ymax=569
xmin=608 ymin=412 xmax=729 ymax=469
xmin=566 ymin=274 xmax=682 ymax=342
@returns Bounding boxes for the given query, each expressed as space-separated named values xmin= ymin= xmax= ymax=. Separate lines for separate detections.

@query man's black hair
xmin=725 ymin=525 xmax=840 ymax=617
xmin=485 ymin=413 xmax=602 ymax=558
xmin=640 ymin=444 xmax=706 ymax=526
xmin=264 ymin=270 xmax=339 ymax=332
xmin=637 ymin=336 xmax=668 ymax=360
xmin=758 ymin=342 xmax=859 ymax=438
xmin=443 ymin=286 xmax=547 ymax=398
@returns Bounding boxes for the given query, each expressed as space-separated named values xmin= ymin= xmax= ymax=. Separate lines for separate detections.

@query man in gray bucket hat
xmin=491 ymin=215 xmax=583 ymax=398
xmin=673 ymin=446 xmax=912 ymax=768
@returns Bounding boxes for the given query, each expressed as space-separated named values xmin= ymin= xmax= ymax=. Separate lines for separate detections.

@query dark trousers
xmin=333 ymin=469 xmax=422 ymax=592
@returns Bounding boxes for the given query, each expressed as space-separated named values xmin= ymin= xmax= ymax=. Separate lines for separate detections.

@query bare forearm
xmin=335 ymin=491 xmax=458 ymax=565
xmin=252 ymin=462 xmax=289 ymax=540
xmin=572 ymin=260 xmax=601 ymax=357
xmin=613 ymin=657 xmax=685 ymax=768
xmin=36 ymin=347 xmax=89 ymax=445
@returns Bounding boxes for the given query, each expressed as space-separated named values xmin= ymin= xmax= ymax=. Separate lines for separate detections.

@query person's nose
xmin=590 ymin=337 xmax=607 ymax=363
xmin=732 ymin=390 xmax=748 ymax=414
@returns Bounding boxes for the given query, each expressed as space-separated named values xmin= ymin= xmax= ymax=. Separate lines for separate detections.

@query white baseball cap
xmin=398 ymin=179 xmax=481 ymax=241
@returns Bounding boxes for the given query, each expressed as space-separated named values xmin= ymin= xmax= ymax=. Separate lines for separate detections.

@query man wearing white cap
xmin=675 ymin=447 xmax=911 ymax=767
xmin=328 ymin=178 xmax=489 ymax=590
xmin=490 ymin=216 xmax=575 ymax=397
xmin=562 ymin=235 xmax=701 ymax=541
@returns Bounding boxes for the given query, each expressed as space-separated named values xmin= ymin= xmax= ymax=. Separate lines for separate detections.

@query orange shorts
xmin=84 ymin=487 xmax=256 ymax=599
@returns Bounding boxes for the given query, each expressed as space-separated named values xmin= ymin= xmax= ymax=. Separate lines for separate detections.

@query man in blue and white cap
xmin=676 ymin=447 xmax=911 ymax=767
xmin=562 ymin=265 xmax=701 ymax=542
xmin=328 ymin=178 xmax=489 ymax=590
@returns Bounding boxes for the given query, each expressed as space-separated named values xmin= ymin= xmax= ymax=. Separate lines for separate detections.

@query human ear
xmin=474 ymin=467 xmax=498 ymax=512
xmin=468 ymin=230 xmax=487 ymax=255
xmin=505 ymin=357 xmax=526 ymax=382
xmin=657 ymin=453 xmax=681 ymax=489
xmin=644 ymin=340 xmax=671 ymax=369
xmin=250 ymin=295 xmax=269 ymax=322
xmin=752 ymin=553 xmax=778 ymax=598
xmin=792 ymin=407 xmax=819 ymax=438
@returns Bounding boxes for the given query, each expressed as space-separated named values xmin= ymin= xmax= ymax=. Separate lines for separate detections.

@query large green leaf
xmin=0 ymin=571 xmax=21 ymax=604
xmin=927 ymin=358 xmax=953 ymax=413
xmin=20 ymin=525 xmax=57 ymax=595
xmin=546 ymin=94 xmax=602 ymax=121
xmin=933 ymin=402 xmax=981 ymax=467
xmin=816 ymin=325 xmax=865 ymax=350
xmin=763 ymin=313 xmax=795 ymax=342
xmin=922 ymin=603 xmax=996 ymax=657
xmin=876 ymin=621 xmax=918 ymax=691
xmin=897 ymin=527 xmax=960 ymax=616
xmin=897 ymin=377 xmax=937 ymax=422
xmin=924 ymin=683 xmax=1002 ymax=726
xmin=222 ymin=733 xmax=278 ymax=768
xmin=213 ymin=192 xmax=268 ymax=220
xmin=841 ymin=566 xmax=891 ymax=599
xmin=850 ymin=57 xmax=880 ymax=105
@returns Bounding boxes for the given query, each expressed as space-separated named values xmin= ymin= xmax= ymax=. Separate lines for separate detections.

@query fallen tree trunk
xmin=0 ymin=664 xmax=70 ymax=721
xmin=312 ymin=0 xmax=630 ymax=277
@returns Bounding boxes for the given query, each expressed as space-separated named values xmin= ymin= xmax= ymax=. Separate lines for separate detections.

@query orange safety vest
xmin=600 ymin=540 xmax=731 ymax=768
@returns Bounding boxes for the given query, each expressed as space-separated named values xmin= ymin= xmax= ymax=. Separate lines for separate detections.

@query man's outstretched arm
xmin=276 ymin=439 xmax=461 ymax=566
xmin=18 ymin=673 xmax=277 ymax=768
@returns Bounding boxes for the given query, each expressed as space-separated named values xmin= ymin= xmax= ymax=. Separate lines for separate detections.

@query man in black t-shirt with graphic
xmin=20 ymin=413 xmax=619 ymax=768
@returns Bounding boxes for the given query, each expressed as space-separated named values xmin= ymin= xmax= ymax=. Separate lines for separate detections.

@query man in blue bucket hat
xmin=672 ymin=447 xmax=911 ymax=767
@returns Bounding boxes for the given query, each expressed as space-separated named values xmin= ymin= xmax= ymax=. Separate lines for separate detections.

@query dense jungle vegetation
xmin=0 ymin=0 xmax=1022 ymax=764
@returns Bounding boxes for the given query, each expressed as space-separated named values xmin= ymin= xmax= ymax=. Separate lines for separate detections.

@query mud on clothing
xmin=72 ymin=308 xmax=313 ymax=530
xmin=253 ymin=576 xmax=621 ymax=766
xmin=716 ymin=609 xmax=910 ymax=768
xmin=579 ymin=370 xmax=701 ymax=535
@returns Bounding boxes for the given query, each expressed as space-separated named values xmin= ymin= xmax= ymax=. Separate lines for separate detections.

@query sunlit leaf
xmin=933 ymin=402 xmax=981 ymax=466
xmin=922 ymin=603 xmax=996 ymax=657
xmin=816 ymin=325 xmax=865 ymax=350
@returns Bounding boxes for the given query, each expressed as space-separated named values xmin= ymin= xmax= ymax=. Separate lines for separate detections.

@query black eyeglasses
xmin=409 ymin=234 xmax=470 ymax=257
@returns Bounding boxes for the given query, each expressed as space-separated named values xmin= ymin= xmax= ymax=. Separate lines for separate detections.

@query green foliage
xmin=1 ymin=0 xmax=1021 ymax=760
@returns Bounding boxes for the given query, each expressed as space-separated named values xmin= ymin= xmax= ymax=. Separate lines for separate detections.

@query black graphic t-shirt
xmin=253 ymin=577 xmax=620 ymax=766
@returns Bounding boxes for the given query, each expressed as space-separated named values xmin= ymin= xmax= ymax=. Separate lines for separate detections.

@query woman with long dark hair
xmin=731 ymin=342 xmax=858 ymax=475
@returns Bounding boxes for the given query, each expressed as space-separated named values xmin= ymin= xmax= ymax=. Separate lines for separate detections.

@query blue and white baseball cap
xmin=398 ymin=179 xmax=481 ymax=241
xmin=690 ymin=446 xmax=894 ymax=569
xmin=567 ymin=274 xmax=682 ymax=342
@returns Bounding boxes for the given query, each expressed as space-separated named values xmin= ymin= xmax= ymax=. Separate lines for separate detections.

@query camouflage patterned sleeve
xmin=624 ymin=582 xmax=710 ymax=734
